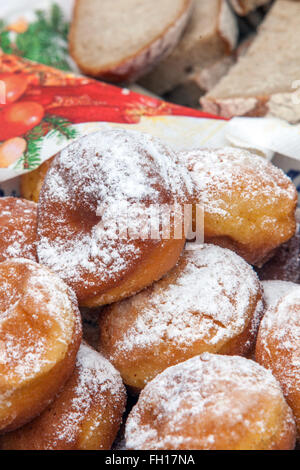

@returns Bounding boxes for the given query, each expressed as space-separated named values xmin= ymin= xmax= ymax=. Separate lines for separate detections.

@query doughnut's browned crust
xmin=0 ymin=259 xmax=82 ymax=433
xmin=0 ymin=344 xmax=126 ymax=450
xmin=84 ymin=237 xmax=185 ymax=308
xmin=179 ymin=147 xmax=297 ymax=266
xmin=37 ymin=129 xmax=193 ymax=306
xmin=125 ymin=354 xmax=296 ymax=450
xmin=20 ymin=158 xmax=54 ymax=203
xmin=256 ymin=220 xmax=300 ymax=283
xmin=0 ymin=197 xmax=37 ymax=262
xmin=23 ymin=161 xmax=186 ymax=308
xmin=23 ymin=163 xmax=186 ymax=308
xmin=256 ymin=289 xmax=300 ymax=440
xmin=99 ymin=245 xmax=264 ymax=391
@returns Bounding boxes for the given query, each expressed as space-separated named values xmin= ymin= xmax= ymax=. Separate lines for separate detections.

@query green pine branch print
xmin=44 ymin=115 xmax=78 ymax=142
xmin=16 ymin=115 xmax=78 ymax=170
xmin=0 ymin=4 xmax=71 ymax=70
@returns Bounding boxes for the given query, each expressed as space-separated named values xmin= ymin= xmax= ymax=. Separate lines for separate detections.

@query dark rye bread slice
xmin=139 ymin=0 xmax=238 ymax=95
xmin=69 ymin=0 xmax=193 ymax=82
xmin=201 ymin=0 xmax=300 ymax=123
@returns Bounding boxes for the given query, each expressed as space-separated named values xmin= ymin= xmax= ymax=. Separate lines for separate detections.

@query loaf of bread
xmin=201 ymin=0 xmax=300 ymax=123
xmin=69 ymin=0 xmax=193 ymax=82
xmin=139 ymin=0 xmax=238 ymax=95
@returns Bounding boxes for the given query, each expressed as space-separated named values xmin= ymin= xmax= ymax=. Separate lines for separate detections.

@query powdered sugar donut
xmin=179 ymin=147 xmax=297 ymax=266
xmin=0 ymin=344 xmax=126 ymax=450
xmin=0 ymin=259 xmax=82 ymax=433
xmin=37 ymin=128 xmax=193 ymax=307
xmin=125 ymin=353 xmax=296 ymax=450
xmin=256 ymin=288 xmax=300 ymax=439
xmin=99 ymin=244 xmax=264 ymax=391
xmin=262 ymin=280 xmax=299 ymax=310
xmin=0 ymin=197 xmax=37 ymax=262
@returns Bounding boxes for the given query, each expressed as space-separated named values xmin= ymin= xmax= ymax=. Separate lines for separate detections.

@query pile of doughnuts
xmin=0 ymin=127 xmax=299 ymax=450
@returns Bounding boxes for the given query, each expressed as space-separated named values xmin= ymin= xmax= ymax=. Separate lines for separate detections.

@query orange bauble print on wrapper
xmin=0 ymin=137 xmax=26 ymax=168
xmin=0 ymin=74 xmax=28 ymax=104
xmin=0 ymin=102 xmax=44 ymax=141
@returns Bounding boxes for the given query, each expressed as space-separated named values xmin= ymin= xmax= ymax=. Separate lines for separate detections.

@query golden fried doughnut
xmin=20 ymin=157 xmax=54 ymax=203
xmin=0 ymin=259 xmax=82 ymax=433
xmin=125 ymin=353 xmax=296 ymax=450
xmin=256 ymin=289 xmax=300 ymax=439
xmin=37 ymin=129 xmax=193 ymax=307
xmin=179 ymin=147 xmax=297 ymax=266
xmin=0 ymin=197 xmax=37 ymax=262
xmin=0 ymin=344 xmax=126 ymax=450
xmin=99 ymin=244 xmax=264 ymax=391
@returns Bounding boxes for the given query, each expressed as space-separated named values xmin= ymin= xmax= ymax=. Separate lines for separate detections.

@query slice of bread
xmin=69 ymin=0 xmax=193 ymax=82
xmin=201 ymin=0 xmax=300 ymax=123
xmin=139 ymin=0 xmax=238 ymax=95
xmin=164 ymin=57 xmax=235 ymax=108
xmin=228 ymin=0 xmax=271 ymax=16
xmin=164 ymin=36 xmax=253 ymax=108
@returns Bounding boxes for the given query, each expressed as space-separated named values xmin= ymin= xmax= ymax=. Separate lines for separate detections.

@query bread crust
xmin=69 ymin=0 xmax=193 ymax=82
xmin=229 ymin=0 xmax=270 ymax=16
xmin=140 ymin=0 xmax=238 ymax=95
xmin=217 ymin=0 xmax=239 ymax=53
xmin=201 ymin=91 xmax=300 ymax=124
xmin=201 ymin=2 xmax=300 ymax=123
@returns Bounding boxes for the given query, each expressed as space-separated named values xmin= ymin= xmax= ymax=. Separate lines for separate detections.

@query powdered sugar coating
xmin=102 ymin=245 xmax=262 ymax=365
xmin=179 ymin=147 xmax=296 ymax=217
xmin=262 ymin=280 xmax=299 ymax=310
xmin=0 ymin=198 xmax=37 ymax=262
xmin=33 ymin=343 xmax=126 ymax=449
xmin=37 ymin=128 xmax=193 ymax=301
xmin=0 ymin=258 xmax=80 ymax=390
xmin=125 ymin=353 xmax=295 ymax=450
xmin=0 ymin=343 xmax=126 ymax=450
xmin=256 ymin=289 xmax=300 ymax=402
